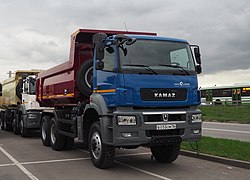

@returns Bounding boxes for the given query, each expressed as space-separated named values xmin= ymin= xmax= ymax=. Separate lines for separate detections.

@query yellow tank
xmin=0 ymin=70 xmax=41 ymax=109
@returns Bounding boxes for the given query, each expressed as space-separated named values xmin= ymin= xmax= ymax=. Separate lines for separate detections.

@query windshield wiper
xmin=122 ymin=64 xmax=158 ymax=75
xmin=158 ymin=64 xmax=190 ymax=75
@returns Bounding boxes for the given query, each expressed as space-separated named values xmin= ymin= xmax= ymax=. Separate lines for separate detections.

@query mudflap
xmin=151 ymin=136 xmax=182 ymax=146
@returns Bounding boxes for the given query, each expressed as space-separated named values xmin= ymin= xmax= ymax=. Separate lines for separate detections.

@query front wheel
xmin=89 ymin=122 xmax=115 ymax=169
xmin=150 ymin=143 xmax=180 ymax=163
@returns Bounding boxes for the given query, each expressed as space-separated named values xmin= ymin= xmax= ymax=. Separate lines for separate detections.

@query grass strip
xmin=200 ymin=106 xmax=250 ymax=123
xmin=181 ymin=136 xmax=250 ymax=162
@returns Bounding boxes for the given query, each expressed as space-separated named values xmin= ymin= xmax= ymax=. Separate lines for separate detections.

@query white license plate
xmin=156 ymin=124 xmax=177 ymax=130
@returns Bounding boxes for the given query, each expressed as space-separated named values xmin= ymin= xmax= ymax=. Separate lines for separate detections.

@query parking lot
xmin=0 ymin=130 xmax=249 ymax=180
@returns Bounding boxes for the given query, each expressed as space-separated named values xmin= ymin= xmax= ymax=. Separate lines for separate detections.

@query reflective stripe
xmin=93 ymin=89 xmax=116 ymax=93
xmin=42 ymin=93 xmax=74 ymax=99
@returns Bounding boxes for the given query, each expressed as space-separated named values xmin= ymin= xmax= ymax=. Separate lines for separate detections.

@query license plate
xmin=156 ymin=124 xmax=177 ymax=130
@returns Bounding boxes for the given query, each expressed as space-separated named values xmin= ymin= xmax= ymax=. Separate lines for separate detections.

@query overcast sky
xmin=0 ymin=0 xmax=249 ymax=87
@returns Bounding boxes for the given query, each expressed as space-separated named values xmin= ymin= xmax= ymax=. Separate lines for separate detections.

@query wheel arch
xmin=82 ymin=108 xmax=100 ymax=138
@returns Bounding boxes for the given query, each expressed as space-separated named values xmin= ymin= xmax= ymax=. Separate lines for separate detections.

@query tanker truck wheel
xmin=89 ymin=122 xmax=115 ymax=169
xmin=150 ymin=143 xmax=180 ymax=163
xmin=41 ymin=116 xmax=51 ymax=146
xmin=4 ymin=111 xmax=12 ymax=131
xmin=50 ymin=117 xmax=65 ymax=150
xmin=0 ymin=112 xmax=5 ymax=130
xmin=13 ymin=114 xmax=21 ymax=135
xmin=76 ymin=60 xmax=93 ymax=97
xmin=20 ymin=118 xmax=29 ymax=137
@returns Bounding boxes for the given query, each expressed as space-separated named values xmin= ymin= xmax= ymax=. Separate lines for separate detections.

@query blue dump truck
xmin=36 ymin=29 xmax=202 ymax=169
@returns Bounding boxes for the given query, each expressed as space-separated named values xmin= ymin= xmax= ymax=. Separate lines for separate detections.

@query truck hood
xmin=120 ymin=74 xmax=200 ymax=107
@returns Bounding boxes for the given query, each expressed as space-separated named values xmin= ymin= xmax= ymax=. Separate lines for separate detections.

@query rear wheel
xmin=4 ymin=111 xmax=12 ymax=131
xmin=64 ymin=137 xmax=74 ymax=150
xmin=89 ymin=122 xmax=115 ymax=169
xmin=13 ymin=112 xmax=20 ymax=135
xmin=50 ymin=117 xmax=65 ymax=151
xmin=20 ymin=117 xmax=28 ymax=137
xmin=1 ymin=112 xmax=5 ymax=130
xmin=41 ymin=116 xmax=52 ymax=146
xmin=150 ymin=143 xmax=180 ymax=163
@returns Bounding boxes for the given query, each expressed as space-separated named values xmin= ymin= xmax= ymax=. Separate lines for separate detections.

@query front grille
xmin=145 ymin=129 xmax=184 ymax=137
xmin=141 ymin=88 xmax=187 ymax=101
xmin=144 ymin=114 xmax=186 ymax=122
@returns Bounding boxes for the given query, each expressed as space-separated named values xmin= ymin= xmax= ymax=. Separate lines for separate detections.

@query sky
xmin=0 ymin=0 xmax=249 ymax=88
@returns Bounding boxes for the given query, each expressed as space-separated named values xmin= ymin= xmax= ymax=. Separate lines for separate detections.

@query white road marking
xmin=116 ymin=152 xmax=151 ymax=157
xmin=0 ymin=146 xmax=39 ymax=180
xmin=203 ymin=128 xmax=250 ymax=134
xmin=75 ymin=148 xmax=172 ymax=180
xmin=115 ymin=161 xmax=172 ymax=180
xmin=75 ymin=147 xmax=152 ymax=157
xmin=21 ymin=157 xmax=90 ymax=165
xmin=0 ymin=163 xmax=15 ymax=167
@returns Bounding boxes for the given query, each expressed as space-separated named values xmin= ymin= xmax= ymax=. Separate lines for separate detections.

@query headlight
xmin=191 ymin=114 xmax=202 ymax=123
xmin=117 ymin=116 xmax=136 ymax=126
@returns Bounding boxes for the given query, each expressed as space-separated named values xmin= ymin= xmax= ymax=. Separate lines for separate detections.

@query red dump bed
xmin=36 ymin=29 xmax=157 ymax=107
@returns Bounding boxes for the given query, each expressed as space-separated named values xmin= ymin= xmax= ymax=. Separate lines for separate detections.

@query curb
xmin=180 ymin=150 xmax=250 ymax=170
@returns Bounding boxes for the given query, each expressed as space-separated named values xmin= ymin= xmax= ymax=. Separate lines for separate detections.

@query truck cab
xmin=82 ymin=33 xmax=202 ymax=167
xmin=37 ymin=29 xmax=202 ymax=169
xmin=0 ymin=70 xmax=52 ymax=137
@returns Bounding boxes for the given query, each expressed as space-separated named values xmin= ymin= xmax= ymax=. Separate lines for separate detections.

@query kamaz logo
xmin=154 ymin=93 xmax=176 ymax=98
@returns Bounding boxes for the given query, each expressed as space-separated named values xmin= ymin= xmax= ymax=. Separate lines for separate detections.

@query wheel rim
xmin=50 ymin=123 xmax=56 ymax=144
xmin=85 ymin=67 xmax=93 ymax=88
xmin=42 ymin=121 xmax=46 ymax=140
xmin=91 ymin=131 xmax=102 ymax=159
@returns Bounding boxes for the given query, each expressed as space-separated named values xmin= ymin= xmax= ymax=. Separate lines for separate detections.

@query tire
xmin=3 ymin=118 xmax=7 ymax=131
xmin=13 ymin=114 xmax=21 ymax=135
xmin=20 ymin=116 xmax=29 ymax=137
xmin=4 ymin=111 xmax=12 ymax=131
xmin=76 ymin=60 xmax=93 ymax=97
xmin=89 ymin=122 xmax=115 ymax=169
xmin=50 ymin=117 xmax=66 ymax=151
xmin=64 ymin=137 xmax=74 ymax=150
xmin=0 ymin=112 xmax=5 ymax=130
xmin=150 ymin=143 xmax=180 ymax=163
xmin=41 ymin=116 xmax=52 ymax=146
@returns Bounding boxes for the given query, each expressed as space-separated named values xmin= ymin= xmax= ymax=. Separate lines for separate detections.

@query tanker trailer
xmin=36 ymin=29 xmax=202 ymax=169
xmin=0 ymin=70 xmax=52 ymax=137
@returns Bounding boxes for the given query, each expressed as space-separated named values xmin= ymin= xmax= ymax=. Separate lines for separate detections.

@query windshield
xmin=119 ymin=39 xmax=195 ymax=75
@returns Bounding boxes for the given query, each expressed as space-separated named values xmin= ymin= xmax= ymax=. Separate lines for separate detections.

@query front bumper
xmin=23 ymin=111 xmax=42 ymax=129
xmin=101 ymin=108 xmax=202 ymax=147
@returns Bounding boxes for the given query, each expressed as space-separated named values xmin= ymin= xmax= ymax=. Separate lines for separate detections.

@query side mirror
xmin=194 ymin=47 xmax=201 ymax=64
xmin=92 ymin=33 xmax=107 ymax=60
xmin=95 ymin=60 xmax=104 ymax=70
xmin=195 ymin=65 xmax=202 ymax=74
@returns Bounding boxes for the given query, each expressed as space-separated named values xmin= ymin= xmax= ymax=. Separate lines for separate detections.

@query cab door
xmin=96 ymin=46 xmax=118 ymax=107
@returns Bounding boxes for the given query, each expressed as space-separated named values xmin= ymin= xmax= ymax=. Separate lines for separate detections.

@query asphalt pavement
xmin=0 ymin=129 xmax=250 ymax=180
xmin=202 ymin=122 xmax=250 ymax=141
